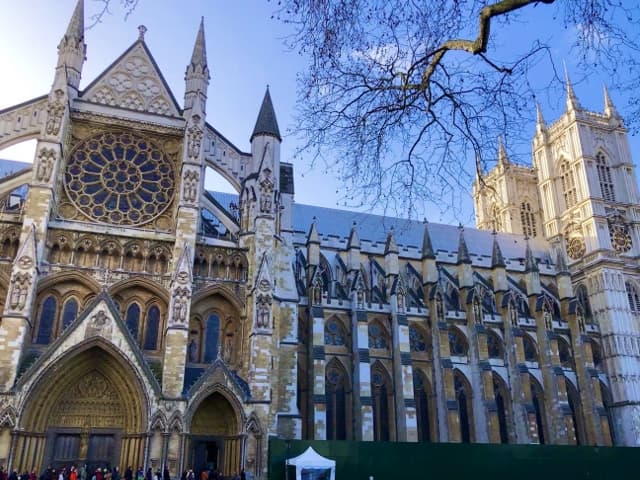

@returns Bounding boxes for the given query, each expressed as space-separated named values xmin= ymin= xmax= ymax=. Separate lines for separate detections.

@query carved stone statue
xmin=187 ymin=117 xmax=203 ymax=159
xmin=256 ymin=294 xmax=272 ymax=329
xmin=36 ymin=148 xmax=56 ymax=183
xmin=182 ymin=170 xmax=199 ymax=203
xmin=45 ymin=89 xmax=65 ymax=136
xmin=9 ymin=272 xmax=31 ymax=310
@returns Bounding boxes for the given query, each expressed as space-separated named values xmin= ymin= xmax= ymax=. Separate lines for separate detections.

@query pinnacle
xmin=190 ymin=17 xmax=208 ymax=69
xmin=251 ymin=87 xmax=282 ymax=142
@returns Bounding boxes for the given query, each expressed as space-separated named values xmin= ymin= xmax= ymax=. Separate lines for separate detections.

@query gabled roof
xmin=81 ymin=38 xmax=182 ymax=117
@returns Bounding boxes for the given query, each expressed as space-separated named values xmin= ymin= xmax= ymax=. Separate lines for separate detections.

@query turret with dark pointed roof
xmin=491 ymin=234 xmax=506 ymax=269
xmin=457 ymin=225 xmax=471 ymax=265
xmin=251 ymin=88 xmax=281 ymax=142
xmin=421 ymin=220 xmax=435 ymax=260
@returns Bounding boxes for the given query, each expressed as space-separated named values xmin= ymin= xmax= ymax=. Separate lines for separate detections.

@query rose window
xmin=65 ymin=132 xmax=175 ymax=226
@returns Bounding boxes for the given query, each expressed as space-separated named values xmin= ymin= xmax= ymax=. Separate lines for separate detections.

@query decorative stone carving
xmin=9 ymin=272 xmax=31 ymax=311
xmin=45 ymin=89 xmax=65 ymax=136
xmin=259 ymin=168 xmax=274 ymax=214
xmin=187 ymin=116 xmax=204 ymax=159
xmin=183 ymin=170 xmax=199 ymax=203
xmin=172 ymin=287 xmax=190 ymax=324
xmin=36 ymin=147 xmax=57 ymax=183
xmin=91 ymin=310 xmax=109 ymax=328
xmin=256 ymin=294 xmax=272 ymax=329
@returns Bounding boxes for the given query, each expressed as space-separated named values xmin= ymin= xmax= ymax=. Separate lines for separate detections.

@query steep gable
xmin=81 ymin=40 xmax=181 ymax=117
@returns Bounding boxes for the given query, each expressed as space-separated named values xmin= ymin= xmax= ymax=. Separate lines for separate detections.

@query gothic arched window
xmin=448 ymin=327 xmax=468 ymax=356
xmin=487 ymin=331 xmax=504 ymax=360
xmin=61 ymin=297 xmax=79 ymax=330
xmin=523 ymin=334 xmax=538 ymax=363
xmin=454 ymin=370 xmax=474 ymax=443
xmin=576 ymin=284 xmax=593 ymax=323
xmin=493 ymin=373 xmax=511 ymax=444
xmin=413 ymin=371 xmax=433 ymax=442
xmin=36 ymin=295 xmax=57 ymax=344
xmin=560 ymin=161 xmax=578 ymax=208
xmin=625 ymin=281 xmax=640 ymax=313
xmin=204 ymin=313 xmax=220 ymax=362
xmin=143 ymin=305 xmax=160 ymax=350
xmin=565 ymin=378 xmax=586 ymax=445
xmin=520 ymin=201 xmax=537 ymax=238
xmin=558 ymin=338 xmax=575 ymax=370
xmin=409 ymin=326 xmax=427 ymax=353
xmin=368 ymin=321 xmax=389 ymax=349
xmin=325 ymin=317 xmax=346 ymax=346
xmin=490 ymin=204 xmax=503 ymax=232
xmin=326 ymin=360 xmax=349 ymax=440
xmin=125 ymin=302 xmax=141 ymax=340
xmin=371 ymin=364 xmax=393 ymax=441
xmin=530 ymin=374 xmax=547 ymax=444
xmin=596 ymin=152 xmax=615 ymax=202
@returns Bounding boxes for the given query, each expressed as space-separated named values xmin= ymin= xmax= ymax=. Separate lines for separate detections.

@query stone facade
xmin=0 ymin=2 xmax=637 ymax=479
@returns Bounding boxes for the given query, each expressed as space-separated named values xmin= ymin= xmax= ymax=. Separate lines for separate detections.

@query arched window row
xmin=34 ymin=294 xmax=82 ymax=345
xmin=121 ymin=300 xmax=164 ymax=351
xmin=193 ymin=248 xmax=248 ymax=281
xmin=47 ymin=233 xmax=173 ymax=276
xmin=188 ymin=312 xmax=240 ymax=366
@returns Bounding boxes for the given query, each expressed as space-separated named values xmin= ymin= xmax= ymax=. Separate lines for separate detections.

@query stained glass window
xmin=64 ymin=132 xmax=175 ymax=226
xmin=523 ymin=335 xmax=538 ymax=363
xmin=125 ymin=303 xmax=140 ymax=340
xmin=143 ymin=305 xmax=160 ymax=350
xmin=61 ymin=298 xmax=78 ymax=330
xmin=487 ymin=332 xmax=504 ymax=360
xmin=409 ymin=326 xmax=426 ymax=352
xmin=204 ymin=313 xmax=220 ymax=362
xmin=368 ymin=323 xmax=388 ymax=349
xmin=448 ymin=327 xmax=468 ymax=356
xmin=36 ymin=295 xmax=57 ymax=344
xmin=325 ymin=318 xmax=346 ymax=346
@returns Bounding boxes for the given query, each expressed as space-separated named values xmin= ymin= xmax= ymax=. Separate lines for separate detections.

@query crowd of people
xmin=0 ymin=467 xmax=247 ymax=480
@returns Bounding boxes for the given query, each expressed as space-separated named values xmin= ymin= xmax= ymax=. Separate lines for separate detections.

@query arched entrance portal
xmin=16 ymin=346 xmax=147 ymax=471
xmin=189 ymin=392 xmax=243 ymax=477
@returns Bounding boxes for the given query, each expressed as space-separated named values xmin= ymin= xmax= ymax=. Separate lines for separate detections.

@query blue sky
xmin=0 ymin=0 xmax=638 ymax=225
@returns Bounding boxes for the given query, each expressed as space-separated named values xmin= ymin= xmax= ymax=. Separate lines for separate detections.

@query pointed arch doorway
xmin=16 ymin=344 xmax=148 ymax=472
xmin=188 ymin=390 xmax=244 ymax=477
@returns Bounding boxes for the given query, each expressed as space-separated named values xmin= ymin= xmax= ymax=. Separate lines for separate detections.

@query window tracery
xmin=560 ymin=161 xmax=577 ymax=208
xmin=325 ymin=317 xmax=346 ymax=346
xmin=520 ymin=201 xmax=537 ymax=238
xmin=409 ymin=326 xmax=427 ymax=353
xmin=368 ymin=321 xmax=389 ymax=349
xmin=64 ymin=132 xmax=175 ymax=226
xmin=448 ymin=327 xmax=468 ymax=356
xmin=487 ymin=331 xmax=504 ymax=360
xmin=596 ymin=152 xmax=615 ymax=202
xmin=625 ymin=281 xmax=640 ymax=313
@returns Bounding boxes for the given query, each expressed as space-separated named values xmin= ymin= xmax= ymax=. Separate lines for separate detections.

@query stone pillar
xmin=391 ymin=298 xmax=416 ymax=441
xmin=310 ymin=304 xmax=327 ymax=439
xmin=354 ymin=307 xmax=374 ymax=441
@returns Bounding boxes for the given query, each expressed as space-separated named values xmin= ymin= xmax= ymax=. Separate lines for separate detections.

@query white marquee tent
xmin=285 ymin=446 xmax=336 ymax=480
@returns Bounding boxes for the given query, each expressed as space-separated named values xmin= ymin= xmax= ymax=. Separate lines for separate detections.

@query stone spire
xmin=497 ymin=135 xmax=510 ymax=167
xmin=565 ymin=68 xmax=581 ymax=111
xmin=421 ymin=220 xmax=435 ymax=260
xmin=347 ymin=222 xmax=360 ymax=249
xmin=603 ymin=84 xmax=619 ymax=118
xmin=535 ymin=102 xmax=546 ymax=133
xmin=384 ymin=228 xmax=399 ymax=276
xmin=384 ymin=228 xmax=398 ymax=255
xmin=56 ymin=0 xmax=86 ymax=92
xmin=347 ymin=222 xmax=360 ymax=271
xmin=491 ymin=233 xmax=506 ymax=269
xmin=184 ymin=17 xmax=210 ymax=114
xmin=251 ymin=87 xmax=282 ymax=142
xmin=524 ymin=239 xmax=538 ymax=273
xmin=457 ymin=225 xmax=471 ymax=265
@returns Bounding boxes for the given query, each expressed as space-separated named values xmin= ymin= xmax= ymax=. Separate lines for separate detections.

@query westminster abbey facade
xmin=0 ymin=1 xmax=639 ymax=478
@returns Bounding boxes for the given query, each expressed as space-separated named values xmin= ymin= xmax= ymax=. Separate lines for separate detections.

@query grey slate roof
xmin=250 ymin=88 xmax=281 ymax=142
xmin=211 ymin=191 xmax=553 ymax=265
